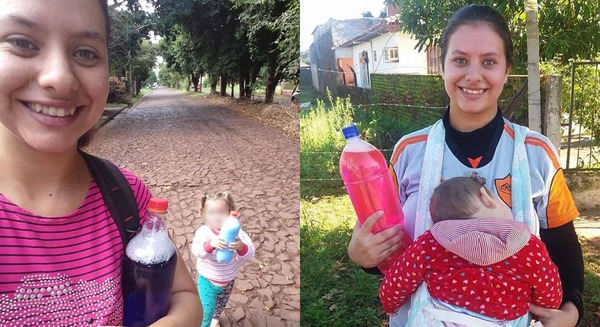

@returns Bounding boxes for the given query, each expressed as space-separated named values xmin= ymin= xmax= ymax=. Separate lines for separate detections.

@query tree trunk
xmin=244 ymin=76 xmax=252 ymax=98
xmin=264 ymin=63 xmax=280 ymax=104
xmin=199 ymin=75 xmax=203 ymax=93
xmin=525 ymin=0 xmax=541 ymax=132
xmin=210 ymin=76 xmax=218 ymax=95
xmin=231 ymin=80 xmax=235 ymax=98
xmin=238 ymin=76 xmax=245 ymax=99
xmin=247 ymin=64 xmax=261 ymax=99
xmin=220 ymin=75 xmax=227 ymax=96
xmin=191 ymin=73 xmax=200 ymax=92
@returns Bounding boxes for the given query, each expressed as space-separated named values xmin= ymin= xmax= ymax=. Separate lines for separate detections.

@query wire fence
xmin=300 ymin=70 xmax=532 ymax=197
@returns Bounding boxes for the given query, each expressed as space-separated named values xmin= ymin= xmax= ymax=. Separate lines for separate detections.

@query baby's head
xmin=200 ymin=192 xmax=235 ymax=230
xmin=429 ymin=176 xmax=513 ymax=223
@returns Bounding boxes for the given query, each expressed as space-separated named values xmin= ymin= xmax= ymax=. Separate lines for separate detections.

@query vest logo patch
xmin=495 ymin=174 xmax=512 ymax=208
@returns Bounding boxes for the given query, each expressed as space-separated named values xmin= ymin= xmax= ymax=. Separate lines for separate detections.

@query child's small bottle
xmin=339 ymin=125 xmax=412 ymax=274
xmin=216 ymin=211 xmax=241 ymax=263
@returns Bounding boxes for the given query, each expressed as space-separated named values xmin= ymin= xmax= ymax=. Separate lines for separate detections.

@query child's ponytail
xmin=199 ymin=192 xmax=236 ymax=214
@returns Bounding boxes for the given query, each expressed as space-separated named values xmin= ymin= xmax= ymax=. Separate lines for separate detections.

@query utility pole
xmin=525 ymin=0 xmax=542 ymax=133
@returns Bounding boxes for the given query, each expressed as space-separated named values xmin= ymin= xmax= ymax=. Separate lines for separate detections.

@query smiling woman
xmin=0 ymin=1 xmax=202 ymax=326
xmin=344 ymin=4 xmax=583 ymax=327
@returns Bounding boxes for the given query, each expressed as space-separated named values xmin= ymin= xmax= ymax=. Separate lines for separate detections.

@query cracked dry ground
xmin=85 ymin=88 xmax=300 ymax=327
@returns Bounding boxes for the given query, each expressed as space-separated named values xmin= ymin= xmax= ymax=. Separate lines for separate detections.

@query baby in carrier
xmin=379 ymin=176 xmax=562 ymax=327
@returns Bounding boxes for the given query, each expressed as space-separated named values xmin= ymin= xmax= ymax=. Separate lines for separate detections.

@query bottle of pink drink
xmin=339 ymin=124 xmax=411 ymax=274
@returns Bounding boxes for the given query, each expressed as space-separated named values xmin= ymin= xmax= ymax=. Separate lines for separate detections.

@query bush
xmin=107 ymin=76 xmax=132 ymax=104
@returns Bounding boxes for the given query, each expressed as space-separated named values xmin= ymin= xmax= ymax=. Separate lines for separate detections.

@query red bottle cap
xmin=148 ymin=198 xmax=168 ymax=213
xmin=230 ymin=211 xmax=239 ymax=217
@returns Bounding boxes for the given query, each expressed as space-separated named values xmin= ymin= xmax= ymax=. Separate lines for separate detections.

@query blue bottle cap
xmin=342 ymin=125 xmax=359 ymax=139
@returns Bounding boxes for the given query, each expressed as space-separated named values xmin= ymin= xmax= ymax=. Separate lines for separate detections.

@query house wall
xmin=349 ymin=32 xmax=428 ymax=82
xmin=335 ymin=47 xmax=353 ymax=58
xmin=309 ymin=24 xmax=338 ymax=94
xmin=396 ymin=33 xmax=428 ymax=74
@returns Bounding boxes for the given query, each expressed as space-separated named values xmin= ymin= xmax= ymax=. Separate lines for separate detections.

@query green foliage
xmin=361 ymin=11 xmax=374 ymax=18
xmin=300 ymin=90 xmax=354 ymax=197
xmin=144 ymin=71 xmax=158 ymax=85
xmin=387 ymin=0 xmax=600 ymax=68
xmin=108 ymin=3 xmax=152 ymax=75
xmin=233 ymin=0 xmax=299 ymax=101
xmin=152 ymin=0 xmax=299 ymax=102
xmin=158 ymin=63 xmax=186 ymax=89
xmin=273 ymin=0 xmax=300 ymax=84
xmin=132 ymin=40 xmax=158 ymax=85
xmin=152 ymin=0 xmax=244 ymax=82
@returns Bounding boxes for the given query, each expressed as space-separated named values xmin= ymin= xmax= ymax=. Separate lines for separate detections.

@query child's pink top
xmin=0 ymin=168 xmax=151 ymax=326
xmin=191 ymin=225 xmax=255 ymax=284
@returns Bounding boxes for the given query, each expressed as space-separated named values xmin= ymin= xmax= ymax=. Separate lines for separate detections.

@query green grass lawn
xmin=299 ymin=90 xmax=600 ymax=326
xmin=580 ymin=237 xmax=600 ymax=326
xmin=301 ymin=194 xmax=600 ymax=327
xmin=301 ymin=196 xmax=388 ymax=327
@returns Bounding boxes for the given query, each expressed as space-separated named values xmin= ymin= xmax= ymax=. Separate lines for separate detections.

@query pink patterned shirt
xmin=0 ymin=168 xmax=151 ymax=326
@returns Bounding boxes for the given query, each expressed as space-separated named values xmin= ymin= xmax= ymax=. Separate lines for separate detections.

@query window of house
xmin=384 ymin=47 xmax=399 ymax=62
xmin=373 ymin=50 xmax=377 ymax=61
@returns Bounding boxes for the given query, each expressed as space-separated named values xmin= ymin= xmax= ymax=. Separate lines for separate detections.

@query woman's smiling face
xmin=0 ymin=0 xmax=109 ymax=153
xmin=441 ymin=23 xmax=510 ymax=120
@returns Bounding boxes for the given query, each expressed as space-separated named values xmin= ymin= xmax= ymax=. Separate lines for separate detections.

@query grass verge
xmin=300 ymin=196 xmax=387 ymax=327
xmin=580 ymin=237 xmax=600 ymax=326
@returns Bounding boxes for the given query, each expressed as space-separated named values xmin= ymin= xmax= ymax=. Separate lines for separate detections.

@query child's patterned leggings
xmin=198 ymin=275 xmax=235 ymax=327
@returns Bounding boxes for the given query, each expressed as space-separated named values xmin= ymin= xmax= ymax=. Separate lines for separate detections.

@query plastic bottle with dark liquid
xmin=339 ymin=125 xmax=412 ymax=274
xmin=123 ymin=197 xmax=177 ymax=326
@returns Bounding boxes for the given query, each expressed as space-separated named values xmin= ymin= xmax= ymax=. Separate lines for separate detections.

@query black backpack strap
xmin=80 ymin=151 xmax=140 ymax=247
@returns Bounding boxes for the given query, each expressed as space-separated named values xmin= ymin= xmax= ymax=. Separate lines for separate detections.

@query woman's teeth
xmin=29 ymin=103 xmax=77 ymax=117
xmin=461 ymin=88 xmax=485 ymax=95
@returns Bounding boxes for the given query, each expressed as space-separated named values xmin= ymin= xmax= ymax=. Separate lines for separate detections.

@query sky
xmin=300 ymin=0 xmax=388 ymax=51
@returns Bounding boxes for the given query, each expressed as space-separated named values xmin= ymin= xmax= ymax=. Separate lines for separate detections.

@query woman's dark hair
xmin=78 ymin=0 xmax=110 ymax=148
xmin=98 ymin=0 xmax=111 ymax=48
xmin=440 ymin=4 xmax=513 ymax=70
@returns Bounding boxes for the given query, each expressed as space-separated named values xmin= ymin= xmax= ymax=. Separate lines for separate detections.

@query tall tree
xmin=132 ymin=40 xmax=158 ymax=94
xmin=108 ymin=2 xmax=153 ymax=95
xmin=160 ymin=27 xmax=205 ymax=92
xmin=152 ymin=0 xmax=299 ymax=103
xmin=234 ymin=0 xmax=299 ymax=103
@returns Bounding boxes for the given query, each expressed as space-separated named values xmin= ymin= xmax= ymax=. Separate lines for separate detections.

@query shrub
xmin=107 ymin=76 xmax=132 ymax=105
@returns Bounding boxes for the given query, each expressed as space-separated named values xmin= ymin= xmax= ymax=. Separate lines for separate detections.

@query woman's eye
xmin=9 ymin=38 xmax=37 ymax=51
xmin=483 ymin=59 xmax=496 ymax=66
xmin=75 ymin=49 xmax=99 ymax=61
xmin=454 ymin=58 xmax=466 ymax=65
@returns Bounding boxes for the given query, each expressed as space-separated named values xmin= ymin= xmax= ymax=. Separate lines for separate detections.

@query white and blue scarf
xmin=405 ymin=119 xmax=537 ymax=327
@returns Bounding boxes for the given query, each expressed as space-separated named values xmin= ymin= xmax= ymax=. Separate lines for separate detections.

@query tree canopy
xmin=387 ymin=0 xmax=600 ymax=67
xmin=151 ymin=0 xmax=299 ymax=103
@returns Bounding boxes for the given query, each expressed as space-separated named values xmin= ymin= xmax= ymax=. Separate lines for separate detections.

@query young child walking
xmin=191 ymin=192 xmax=255 ymax=327
xmin=380 ymin=176 xmax=563 ymax=326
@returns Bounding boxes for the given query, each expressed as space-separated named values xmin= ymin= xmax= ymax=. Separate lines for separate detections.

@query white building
xmin=335 ymin=18 xmax=431 ymax=89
